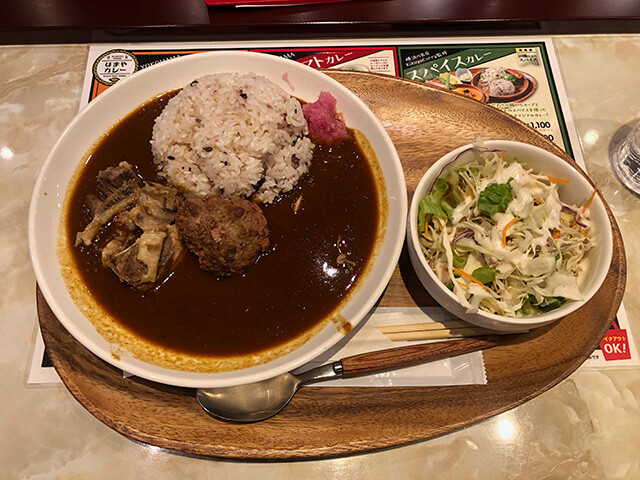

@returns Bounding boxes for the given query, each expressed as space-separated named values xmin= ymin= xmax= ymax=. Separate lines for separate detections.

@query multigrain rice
xmin=488 ymin=78 xmax=515 ymax=96
xmin=151 ymin=72 xmax=314 ymax=203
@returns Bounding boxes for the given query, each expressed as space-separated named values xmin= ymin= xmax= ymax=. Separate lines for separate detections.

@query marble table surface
xmin=2 ymin=35 xmax=640 ymax=479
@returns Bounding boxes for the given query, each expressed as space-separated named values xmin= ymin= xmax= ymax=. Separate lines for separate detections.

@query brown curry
xmin=64 ymin=91 xmax=383 ymax=361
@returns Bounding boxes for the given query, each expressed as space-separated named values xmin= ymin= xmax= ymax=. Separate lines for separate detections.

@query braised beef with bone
xmin=101 ymin=182 xmax=184 ymax=290
xmin=76 ymin=162 xmax=183 ymax=290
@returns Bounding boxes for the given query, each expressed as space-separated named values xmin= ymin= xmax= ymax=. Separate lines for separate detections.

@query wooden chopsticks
xmin=376 ymin=320 xmax=527 ymax=341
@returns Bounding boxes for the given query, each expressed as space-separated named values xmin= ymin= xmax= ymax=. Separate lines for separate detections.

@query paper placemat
xmin=28 ymin=36 xmax=638 ymax=387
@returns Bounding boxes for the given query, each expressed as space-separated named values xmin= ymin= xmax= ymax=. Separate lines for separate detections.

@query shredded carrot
xmin=439 ymin=225 xmax=443 ymax=231
xmin=552 ymin=230 xmax=560 ymax=239
xmin=466 ymin=188 xmax=472 ymax=198
xmin=546 ymin=176 xmax=570 ymax=184
xmin=497 ymin=152 xmax=504 ymax=174
xmin=453 ymin=267 xmax=489 ymax=292
xmin=502 ymin=217 xmax=520 ymax=246
xmin=580 ymin=182 xmax=598 ymax=216
xmin=532 ymin=174 xmax=569 ymax=184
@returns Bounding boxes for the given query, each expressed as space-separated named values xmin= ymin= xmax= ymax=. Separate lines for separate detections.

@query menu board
xmin=83 ymin=41 xmax=577 ymax=156
xmin=399 ymin=44 xmax=570 ymax=151
xmin=26 ymin=37 xmax=637 ymax=386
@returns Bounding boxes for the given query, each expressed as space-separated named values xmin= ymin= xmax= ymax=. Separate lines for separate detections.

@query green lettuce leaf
xmin=418 ymin=178 xmax=453 ymax=231
xmin=537 ymin=296 xmax=566 ymax=312
xmin=517 ymin=294 xmax=566 ymax=315
xmin=472 ymin=266 xmax=497 ymax=285
xmin=478 ymin=181 xmax=513 ymax=216
xmin=452 ymin=248 xmax=466 ymax=268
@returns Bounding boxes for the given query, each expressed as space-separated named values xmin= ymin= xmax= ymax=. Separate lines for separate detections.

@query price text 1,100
xmin=528 ymin=121 xmax=552 ymax=129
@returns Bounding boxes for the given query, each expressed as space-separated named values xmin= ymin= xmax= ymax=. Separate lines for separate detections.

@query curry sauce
xmin=65 ymin=91 xmax=381 ymax=358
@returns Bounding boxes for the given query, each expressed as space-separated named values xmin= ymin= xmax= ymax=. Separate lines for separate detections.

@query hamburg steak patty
xmin=176 ymin=195 xmax=270 ymax=276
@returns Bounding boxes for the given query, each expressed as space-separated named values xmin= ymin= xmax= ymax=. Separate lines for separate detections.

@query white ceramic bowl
xmin=29 ymin=51 xmax=407 ymax=388
xmin=407 ymin=140 xmax=613 ymax=331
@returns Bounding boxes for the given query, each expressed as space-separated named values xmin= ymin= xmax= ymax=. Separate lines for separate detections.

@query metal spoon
xmin=196 ymin=336 xmax=498 ymax=423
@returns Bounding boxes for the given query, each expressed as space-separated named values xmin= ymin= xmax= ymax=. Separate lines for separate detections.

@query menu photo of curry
xmin=424 ymin=65 xmax=538 ymax=104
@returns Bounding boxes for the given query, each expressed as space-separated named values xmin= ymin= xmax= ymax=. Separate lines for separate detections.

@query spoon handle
xmin=339 ymin=336 xmax=499 ymax=378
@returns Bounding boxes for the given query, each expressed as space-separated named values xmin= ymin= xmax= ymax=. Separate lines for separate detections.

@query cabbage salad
xmin=418 ymin=139 xmax=597 ymax=317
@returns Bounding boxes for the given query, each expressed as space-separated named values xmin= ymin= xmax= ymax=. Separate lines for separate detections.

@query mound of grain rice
xmin=151 ymin=72 xmax=314 ymax=203
xmin=488 ymin=78 xmax=516 ymax=96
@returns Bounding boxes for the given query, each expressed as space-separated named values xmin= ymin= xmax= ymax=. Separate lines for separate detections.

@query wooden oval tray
xmin=38 ymin=71 xmax=626 ymax=460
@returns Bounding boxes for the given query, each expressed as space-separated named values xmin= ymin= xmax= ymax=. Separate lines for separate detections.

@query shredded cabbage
xmin=418 ymin=138 xmax=596 ymax=317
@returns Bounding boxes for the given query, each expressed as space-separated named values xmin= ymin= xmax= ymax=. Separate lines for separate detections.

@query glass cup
xmin=611 ymin=119 xmax=640 ymax=196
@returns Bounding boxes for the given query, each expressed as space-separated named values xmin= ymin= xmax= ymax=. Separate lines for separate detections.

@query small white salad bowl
xmin=407 ymin=140 xmax=613 ymax=332
xmin=29 ymin=51 xmax=407 ymax=388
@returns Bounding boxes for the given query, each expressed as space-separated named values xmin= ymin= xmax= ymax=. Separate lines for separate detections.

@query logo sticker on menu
xmin=93 ymin=50 xmax=139 ymax=86
xmin=516 ymin=47 xmax=540 ymax=66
